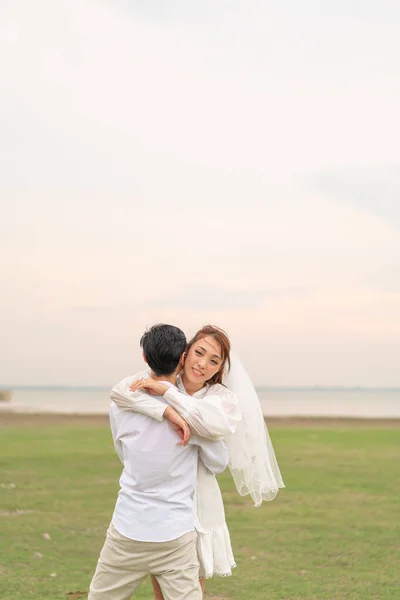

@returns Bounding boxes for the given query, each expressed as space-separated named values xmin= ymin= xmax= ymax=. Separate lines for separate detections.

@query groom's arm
xmin=109 ymin=403 xmax=124 ymax=464
xmin=189 ymin=436 xmax=229 ymax=475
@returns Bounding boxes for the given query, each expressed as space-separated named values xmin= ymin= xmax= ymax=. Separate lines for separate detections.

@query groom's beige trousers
xmin=88 ymin=523 xmax=202 ymax=600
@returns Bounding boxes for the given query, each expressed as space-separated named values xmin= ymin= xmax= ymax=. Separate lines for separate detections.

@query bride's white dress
xmin=194 ymin=460 xmax=236 ymax=577
xmin=111 ymin=372 xmax=241 ymax=578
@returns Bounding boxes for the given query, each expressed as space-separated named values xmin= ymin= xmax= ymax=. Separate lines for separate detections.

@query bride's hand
xmin=129 ymin=378 xmax=169 ymax=397
xmin=164 ymin=406 xmax=191 ymax=446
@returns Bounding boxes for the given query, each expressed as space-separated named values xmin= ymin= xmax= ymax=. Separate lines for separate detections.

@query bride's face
xmin=183 ymin=335 xmax=223 ymax=386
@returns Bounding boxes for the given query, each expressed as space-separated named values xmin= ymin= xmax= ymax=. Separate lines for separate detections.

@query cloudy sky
xmin=1 ymin=0 xmax=400 ymax=386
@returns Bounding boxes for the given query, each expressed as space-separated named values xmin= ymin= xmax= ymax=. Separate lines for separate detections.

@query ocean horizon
xmin=2 ymin=384 xmax=400 ymax=392
xmin=1 ymin=385 xmax=399 ymax=418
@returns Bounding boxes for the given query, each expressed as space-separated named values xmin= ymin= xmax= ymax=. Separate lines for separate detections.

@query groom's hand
xmin=164 ymin=406 xmax=191 ymax=446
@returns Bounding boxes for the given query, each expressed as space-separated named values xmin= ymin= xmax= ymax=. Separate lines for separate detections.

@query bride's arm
xmin=112 ymin=377 xmax=242 ymax=441
xmin=110 ymin=373 xmax=168 ymax=422
xmin=163 ymin=384 xmax=241 ymax=440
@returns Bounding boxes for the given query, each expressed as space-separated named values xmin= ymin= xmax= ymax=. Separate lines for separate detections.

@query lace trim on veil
xmin=223 ymin=352 xmax=285 ymax=506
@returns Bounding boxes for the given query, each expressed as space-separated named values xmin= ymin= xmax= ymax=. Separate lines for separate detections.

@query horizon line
xmin=2 ymin=384 xmax=400 ymax=392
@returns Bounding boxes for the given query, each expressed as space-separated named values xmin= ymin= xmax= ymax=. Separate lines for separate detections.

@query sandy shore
xmin=1 ymin=412 xmax=400 ymax=428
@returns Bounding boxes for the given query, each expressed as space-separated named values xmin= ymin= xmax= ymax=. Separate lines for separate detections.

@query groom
xmin=88 ymin=323 xmax=229 ymax=600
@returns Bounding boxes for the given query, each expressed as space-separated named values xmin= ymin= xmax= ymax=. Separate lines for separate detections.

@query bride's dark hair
xmin=185 ymin=325 xmax=231 ymax=385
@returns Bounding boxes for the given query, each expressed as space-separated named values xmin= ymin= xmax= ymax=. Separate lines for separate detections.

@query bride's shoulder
xmin=207 ymin=383 xmax=237 ymax=400
xmin=206 ymin=384 xmax=240 ymax=415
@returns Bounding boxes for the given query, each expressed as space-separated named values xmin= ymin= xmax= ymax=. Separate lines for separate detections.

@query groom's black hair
xmin=140 ymin=323 xmax=186 ymax=376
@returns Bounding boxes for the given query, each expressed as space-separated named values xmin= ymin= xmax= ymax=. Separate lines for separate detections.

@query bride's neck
xmin=181 ymin=373 xmax=204 ymax=396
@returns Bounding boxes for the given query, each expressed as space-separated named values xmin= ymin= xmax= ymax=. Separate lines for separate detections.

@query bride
xmin=111 ymin=325 xmax=284 ymax=598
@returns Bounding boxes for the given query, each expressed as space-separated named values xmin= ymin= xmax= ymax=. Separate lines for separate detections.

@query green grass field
xmin=1 ymin=416 xmax=399 ymax=600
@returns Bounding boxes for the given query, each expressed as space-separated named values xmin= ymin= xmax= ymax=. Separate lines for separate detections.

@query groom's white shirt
xmin=109 ymin=384 xmax=229 ymax=543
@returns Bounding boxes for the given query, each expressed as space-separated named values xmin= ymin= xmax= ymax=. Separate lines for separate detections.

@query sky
xmin=1 ymin=0 xmax=400 ymax=386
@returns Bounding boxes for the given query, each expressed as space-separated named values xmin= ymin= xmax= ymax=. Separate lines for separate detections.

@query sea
xmin=1 ymin=386 xmax=400 ymax=418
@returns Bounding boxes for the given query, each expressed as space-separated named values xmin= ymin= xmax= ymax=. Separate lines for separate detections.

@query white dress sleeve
xmin=110 ymin=373 xmax=167 ymax=422
xmin=163 ymin=384 xmax=242 ymax=441
xmin=111 ymin=375 xmax=242 ymax=441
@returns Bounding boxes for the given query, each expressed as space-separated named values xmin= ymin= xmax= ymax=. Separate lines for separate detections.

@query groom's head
xmin=140 ymin=324 xmax=186 ymax=376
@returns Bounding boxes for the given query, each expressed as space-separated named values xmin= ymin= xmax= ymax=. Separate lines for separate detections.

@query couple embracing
xmin=88 ymin=324 xmax=284 ymax=599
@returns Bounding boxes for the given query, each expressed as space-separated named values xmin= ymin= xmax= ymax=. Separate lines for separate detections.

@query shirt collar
xmin=176 ymin=373 xmax=210 ymax=397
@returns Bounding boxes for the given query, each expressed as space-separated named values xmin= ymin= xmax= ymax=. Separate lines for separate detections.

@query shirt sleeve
xmin=163 ymin=385 xmax=242 ymax=441
xmin=110 ymin=373 xmax=167 ymax=422
xmin=189 ymin=436 xmax=229 ymax=475
xmin=109 ymin=405 xmax=124 ymax=465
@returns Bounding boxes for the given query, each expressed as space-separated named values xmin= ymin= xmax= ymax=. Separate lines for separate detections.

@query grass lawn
xmin=0 ymin=415 xmax=399 ymax=600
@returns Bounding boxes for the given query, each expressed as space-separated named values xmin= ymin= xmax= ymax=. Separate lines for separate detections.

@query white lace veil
xmin=223 ymin=352 xmax=285 ymax=506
